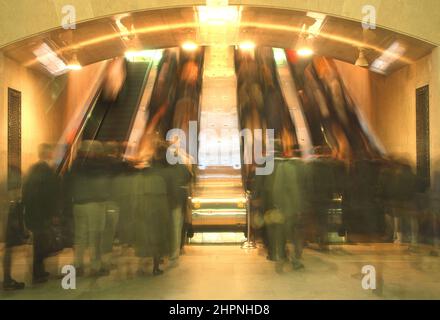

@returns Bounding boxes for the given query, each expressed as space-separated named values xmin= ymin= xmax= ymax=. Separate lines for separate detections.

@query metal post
xmin=241 ymin=190 xmax=256 ymax=249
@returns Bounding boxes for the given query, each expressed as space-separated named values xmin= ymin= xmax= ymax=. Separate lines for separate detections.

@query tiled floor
xmin=0 ymin=243 xmax=439 ymax=300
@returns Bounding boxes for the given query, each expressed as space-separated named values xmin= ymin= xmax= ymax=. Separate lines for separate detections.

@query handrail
xmin=124 ymin=61 xmax=154 ymax=144
xmin=57 ymin=88 xmax=103 ymax=175
xmin=56 ymin=61 xmax=111 ymax=175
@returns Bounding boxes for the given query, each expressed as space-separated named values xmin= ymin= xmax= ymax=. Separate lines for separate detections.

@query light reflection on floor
xmin=0 ymin=243 xmax=439 ymax=300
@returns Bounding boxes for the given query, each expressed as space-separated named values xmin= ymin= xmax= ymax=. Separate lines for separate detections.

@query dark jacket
xmin=65 ymin=158 xmax=110 ymax=204
xmin=22 ymin=161 xmax=59 ymax=230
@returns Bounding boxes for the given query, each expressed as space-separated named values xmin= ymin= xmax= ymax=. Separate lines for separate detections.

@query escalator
xmin=190 ymin=46 xmax=247 ymax=243
xmin=82 ymin=60 xmax=152 ymax=143
xmin=273 ymin=48 xmax=312 ymax=156
xmin=285 ymin=52 xmax=384 ymax=159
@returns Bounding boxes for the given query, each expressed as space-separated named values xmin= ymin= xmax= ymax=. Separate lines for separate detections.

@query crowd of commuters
xmin=251 ymin=143 xmax=438 ymax=271
xmin=2 ymin=139 xmax=192 ymax=290
xmin=2 ymin=47 xmax=439 ymax=292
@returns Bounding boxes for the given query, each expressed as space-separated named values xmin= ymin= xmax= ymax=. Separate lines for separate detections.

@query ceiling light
xmin=355 ymin=47 xmax=369 ymax=67
xmin=182 ymin=41 xmax=198 ymax=51
xmin=295 ymin=34 xmax=314 ymax=57
xmin=239 ymin=41 xmax=255 ymax=51
xmin=66 ymin=53 xmax=82 ymax=71
xmin=305 ymin=12 xmax=327 ymax=37
xmin=197 ymin=5 xmax=240 ymax=26
xmin=297 ymin=47 xmax=314 ymax=57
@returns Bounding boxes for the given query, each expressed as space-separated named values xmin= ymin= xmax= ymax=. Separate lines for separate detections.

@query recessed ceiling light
xmin=297 ymin=47 xmax=314 ymax=57
xmin=295 ymin=34 xmax=314 ymax=57
xmin=239 ymin=41 xmax=255 ymax=51
xmin=182 ymin=41 xmax=198 ymax=51
xmin=66 ymin=53 xmax=82 ymax=71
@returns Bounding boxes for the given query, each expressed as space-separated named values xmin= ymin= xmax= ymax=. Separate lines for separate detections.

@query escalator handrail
xmin=56 ymin=61 xmax=111 ymax=175
xmin=124 ymin=61 xmax=154 ymax=143
xmin=56 ymin=87 xmax=104 ymax=175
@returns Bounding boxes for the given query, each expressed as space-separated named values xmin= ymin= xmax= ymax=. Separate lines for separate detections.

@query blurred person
xmin=66 ymin=140 xmax=110 ymax=276
xmin=3 ymin=199 xmax=27 ymax=290
xmin=261 ymin=143 xmax=286 ymax=262
xmin=134 ymin=141 xmax=174 ymax=275
xmin=100 ymin=142 xmax=124 ymax=269
xmin=344 ymin=158 xmax=383 ymax=240
xmin=114 ymin=151 xmax=137 ymax=248
xmin=306 ymin=146 xmax=336 ymax=250
xmin=22 ymin=143 xmax=59 ymax=283
xmin=167 ymin=147 xmax=192 ymax=265
xmin=430 ymin=159 xmax=440 ymax=254
xmin=273 ymin=147 xmax=307 ymax=270
xmin=378 ymin=160 xmax=400 ymax=242
xmin=102 ymin=57 xmax=127 ymax=101
xmin=146 ymin=49 xmax=179 ymax=137
xmin=393 ymin=159 xmax=418 ymax=246
xmin=172 ymin=97 xmax=198 ymax=136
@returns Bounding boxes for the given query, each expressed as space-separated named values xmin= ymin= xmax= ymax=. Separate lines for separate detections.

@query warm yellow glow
xmin=66 ymin=53 xmax=82 ymax=70
xmin=24 ymin=20 xmax=414 ymax=68
xmin=124 ymin=49 xmax=163 ymax=62
xmin=182 ymin=41 xmax=198 ymax=51
xmin=189 ymin=232 xmax=246 ymax=244
xmin=66 ymin=63 xmax=82 ymax=71
xmin=239 ymin=41 xmax=255 ymax=51
xmin=192 ymin=197 xmax=246 ymax=204
xmin=297 ymin=47 xmax=314 ymax=57
xmin=197 ymin=6 xmax=240 ymax=25
xmin=273 ymin=48 xmax=287 ymax=65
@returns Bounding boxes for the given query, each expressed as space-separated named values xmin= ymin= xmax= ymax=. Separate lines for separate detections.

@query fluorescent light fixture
xmin=370 ymin=41 xmax=406 ymax=74
xmin=32 ymin=43 xmax=68 ymax=76
xmin=305 ymin=12 xmax=326 ymax=37
xmin=197 ymin=5 xmax=240 ymax=25
xmin=114 ymin=14 xmax=134 ymax=41
xmin=182 ymin=41 xmax=198 ymax=51
xmin=239 ymin=41 xmax=255 ymax=51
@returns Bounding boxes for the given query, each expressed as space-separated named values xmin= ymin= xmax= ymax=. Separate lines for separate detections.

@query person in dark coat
xmin=273 ymin=149 xmax=307 ymax=269
xmin=167 ymin=149 xmax=192 ymax=264
xmin=3 ymin=199 xmax=27 ymax=290
xmin=261 ymin=143 xmax=287 ymax=262
xmin=22 ymin=143 xmax=59 ymax=283
xmin=65 ymin=140 xmax=110 ymax=276
xmin=134 ymin=141 xmax=175 ymax=275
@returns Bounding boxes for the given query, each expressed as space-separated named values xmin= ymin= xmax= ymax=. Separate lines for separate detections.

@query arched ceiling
xmin=1 ymin=0 xmax=440 ymax=48
xmin=0 ymin=4 xmax=436 ymax=76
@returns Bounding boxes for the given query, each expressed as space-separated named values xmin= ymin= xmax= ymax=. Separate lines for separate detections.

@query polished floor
xmin=0 ymin=243 xmax=440 ymax=300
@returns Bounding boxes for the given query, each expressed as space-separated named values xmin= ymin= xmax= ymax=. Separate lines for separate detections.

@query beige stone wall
xmin=370 ymin=48 xmax=440 ymax=170
xmin=0 ymin=56 xmax=54 ymax=193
